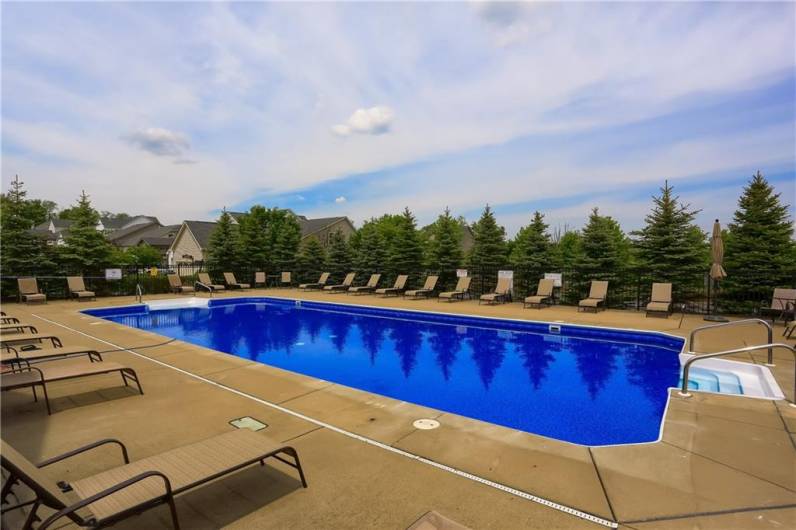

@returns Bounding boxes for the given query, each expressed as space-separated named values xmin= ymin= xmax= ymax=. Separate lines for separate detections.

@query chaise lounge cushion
xmin=579 ymin=298 xmax=602 ymax=307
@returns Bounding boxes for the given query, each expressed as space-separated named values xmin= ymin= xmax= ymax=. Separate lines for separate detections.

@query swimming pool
xmin=85 ymin=298 xmax=687 ymax=446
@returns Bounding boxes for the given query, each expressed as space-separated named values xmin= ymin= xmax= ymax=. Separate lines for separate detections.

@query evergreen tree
xmin=354 ymin=221 xmax=387 ymax=277
xmin=724 ymin=171 xmax=795 ymax=303
xmin=426 ymin=207 xmax=464 ymax=289
xmin=511 ymin=211 xmax=552 ymax=271
xmin=60 ymin=191 xmax=114 ymax=271
xmin=0 ymin=175 xmax=55 ymax=275
xmin=388 ymin=207 xmax=424 ymax=280
xmin=577 ymin=208 xmax=631 ymax=277
xmin=207 ymin=209 xmax=241 ymax=269
xmin=326 ymin=229 xmax=352 ymax=279
xmin=468 ymin=205 xmax=507 ymax=268
xmin=633 ymin=181 xmax=708 ymax=283
xmin=238 ymin=205 xmax=270 ymax=267
xmin=273 ymin=213 xmax=301 ymax=270
xmin=296 ymin=237 xmax=327 ymax=282
xmin=125 ymin=243 xmax=163 ymax=267
xmin=550 ymin=230 xmax=583 ymax=270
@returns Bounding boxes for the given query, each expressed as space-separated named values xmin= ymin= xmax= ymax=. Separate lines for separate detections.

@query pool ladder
xmin=135 ymin=283 xmax=143 ymax=303
xmin=681 ymin=319 xmax=795 ymax=407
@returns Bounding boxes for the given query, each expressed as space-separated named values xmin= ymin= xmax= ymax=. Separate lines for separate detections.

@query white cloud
xmin=124 ymin=127 xmax=190 ymax=157
xmin=331 ymin=106 xmax=395 ymax=136
xmin=335 ymin=196 xmax=347 ymax=203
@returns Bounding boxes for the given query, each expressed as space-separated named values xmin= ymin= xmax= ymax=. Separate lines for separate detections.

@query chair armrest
xmin=38 ymin=470 xmax=173 ymax=530
xmin=38 ymin=439 xmax=130 ymax=468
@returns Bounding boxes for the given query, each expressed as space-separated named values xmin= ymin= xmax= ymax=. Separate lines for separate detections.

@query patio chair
xmin=524 ymin=278 xmax=555 ymax=309
xmin=0 ymin=315 xmax=21 ymax=324
xmin=223 ymin=272 xmax=250 ymax=290
xmin=1 ymin=360 xmax=143 ymax=414
xmin=759 ymin=288 xmax=796 ymax=324
xmin=2 ymin=344 xmax=102 ymax=365
xmin=375 ymin=275 xmax=408 ymax=297
xmin=479 ymin=277 xmax=512 ymax=305
xmin=17 ymin=278 xmax=46 ymax=305
xmin=167 ymin=274 xmax=194 ymax=295
xmin=66 ymin=276 xmax=96 ymax=301
xmin=0 ymin=334 xmax=63 ymax=350
xmin=404 ymin=275 xmax=439 ymax=299
xmin=0 ymin=323 xmax=39 ymax=334
xmin=438 ymin=276 xmax=472 ymax=303
xmin=300 ymin=272 xmax=330 ymax=290
xmin=348 ymin=274 xmax=381 ymax=295
xmin=0 ymin=429 xmax=307 ymax=529
xmin=254 ymin=271 xmax=267 ymax=287
xmin=280 ymin=272 xmax=292 ymax=287
xmin=324 ymin=273 xmax=356 ymax=292
xmin=578 ymin=281 xmax=609 ymax=312
xmin=645 ymin=283 xmax=672 ymax=318
xmin=197 ymin=273 xmax=225 ymax=292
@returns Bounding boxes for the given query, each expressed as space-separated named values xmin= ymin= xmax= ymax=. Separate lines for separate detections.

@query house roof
xmin=107 ymin=221 xmax=159 ymax=243
xmin=298 ymin=216 xmax=351 ymax=237
xmin=183 ymin=220 xmax=219 ymax=249
xmin=139 ymin=237 xmax=175 ymax=249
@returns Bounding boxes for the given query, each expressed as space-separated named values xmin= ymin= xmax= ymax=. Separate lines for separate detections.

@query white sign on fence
xmin=498 ymin=270 xmax=514 ymax=293
xmin=456 ymin=269 xmax=468 ymax=278
xmin=105 ymin=268 xmax=122 ymax=280
xmin=544 ymin=272 xmax=563 ymax=287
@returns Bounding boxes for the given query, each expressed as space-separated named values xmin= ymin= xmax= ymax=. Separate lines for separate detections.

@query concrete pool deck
xmin=1 ymin=289 xmax=794 ymax=529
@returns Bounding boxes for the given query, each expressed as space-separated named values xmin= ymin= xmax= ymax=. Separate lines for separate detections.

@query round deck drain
xmin=413 ymin=418 xmax=440 ymax=430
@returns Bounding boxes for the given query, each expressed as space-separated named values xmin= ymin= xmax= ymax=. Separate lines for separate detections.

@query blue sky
xmin=2 ymin=2 xmax=794 ymax=234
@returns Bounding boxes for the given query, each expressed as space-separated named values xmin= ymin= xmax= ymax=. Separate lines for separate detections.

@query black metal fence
xmin=2 ymin=261 xmax=793 ymax=317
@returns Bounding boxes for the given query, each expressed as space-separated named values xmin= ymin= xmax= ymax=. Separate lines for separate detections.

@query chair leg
xmin=21 ymin=498 xmax=41 ymax=530
xmin=166 ymin=496 xmax=181 ymax=530
xmin=41 ymin=383 xmax=51 ymax=415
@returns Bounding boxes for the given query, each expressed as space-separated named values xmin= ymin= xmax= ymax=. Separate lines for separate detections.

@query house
xmin=31 ymin=215 xmax=165 ymax=247
xmin=166 ymin=213 xmax=355 ymax=265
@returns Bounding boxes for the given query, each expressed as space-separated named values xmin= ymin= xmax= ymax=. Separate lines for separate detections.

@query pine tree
xmin=511 ymin=211 xmax=551 ymax=271
xmin=577 ymin=208 xmax=630 ymax=276
xmin=468 ymin=205 xmax=507 ymax=268
xmin=426 ymin=207 xmax=464 ymax=289
xmin=724 ymin=171 xmax=795 ymax=303
xmin=388 ymin=207 xmax=424 ymax=281
xmin=238 ymin=205 xmax=270 ymax=267
xmin=296 ymin=237 xmax=327 ymax=282
xmin=633 ymin=181 xmax=708 ymax=283
xmin=60 ymin=190 xmax=114 ymax=271
xmin=354 ymin=221 xmax=387 ymax=277
xmin=273 ymin=212 xmax=301 ymax=271
xmin=207 ymin=209 xmax=241 ymax=269
xmin=326 ymin=229 xmax=352 ymax=279
xmin=550 ymin=230 xmax=582 ymax=270
xmin=0 ymin=175 xmax=55 ymax=275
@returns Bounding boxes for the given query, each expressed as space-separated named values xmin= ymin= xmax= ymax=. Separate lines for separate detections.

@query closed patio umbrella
xmin=705 ymin=219 xmax=728 ymax=322
xmin=710 ymin=219 xmax=727 ymax=280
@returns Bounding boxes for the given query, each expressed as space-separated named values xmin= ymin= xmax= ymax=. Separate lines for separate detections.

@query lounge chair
xmin=438 ymin=276 xmax=472 ymax=303
xmin=0 ymin=429 xmax=307 ymax=529
xmin=0 ymin=334 xmax=63 ymax=350
xmin=0 ymin=315 xmax=20 ymax=324
xmin=223 ymin=272 xmax=250 ymax=290
xmin=197 ymin=273 xmax=225 ymax=292
xmin=17 ymin=278 xmax=46 ymax=304
xmin=524 ymin=278 xmax=555 ymax=309
xmin=645 ymin=283 xmax=672 ymax=317
xmin=167 ymin=274 xmax=195 ymax=295
xmin=1 ymin=360 xmax=143 ymax=414
xmin=67 ymin=276 xmax=96 ymax=301
xmin=404 ymin=275 xmax=439 ymax=299
xmin=479 ymin=277 xmax=512 ymax=305
xmin=348 ymin=274 xmax=381 ymax=295
xmin=281 ymin=272 xmax=292 ymax=287
xmin=375 ymin=275 xmax=408 ymax=297
xmin=2 ymin=345 xmax=102 ymax=365
xmin=254 ymin=271 xmax=267 ymax=287
xmin=579 ymin=281 xmax=609 ymax=312
xmin=299 ymin=272 xmax=330 ymax=290
xmin=324 ymin=273 xmax=356 ymax=292
xmin=759 ymin=288 xmax=796 ymax=323
xmin=0 ymin=323 xmax=39 ymax=334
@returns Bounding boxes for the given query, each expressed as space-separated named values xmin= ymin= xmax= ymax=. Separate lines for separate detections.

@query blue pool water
xmin=85 ymin=298 xmax=685 ymax=446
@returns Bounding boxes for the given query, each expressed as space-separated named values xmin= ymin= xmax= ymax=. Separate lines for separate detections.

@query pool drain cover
xmin=229 ymin=416 xmax=268 ymax=431
xmin=413 ymin=418 xmax=440 ymax=430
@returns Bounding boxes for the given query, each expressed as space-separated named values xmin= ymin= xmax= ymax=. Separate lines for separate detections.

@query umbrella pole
xmin=704 ymin=277 xmax=728 ymax=322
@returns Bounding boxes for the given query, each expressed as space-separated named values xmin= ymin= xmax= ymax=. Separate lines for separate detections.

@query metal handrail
xmin=689 ymin=318 xmax=774 ymax=365
xmin=679 ymin=343 xmax=796 ymax=407
xmin=135 ymin=284 xmax=143 ymax=303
